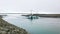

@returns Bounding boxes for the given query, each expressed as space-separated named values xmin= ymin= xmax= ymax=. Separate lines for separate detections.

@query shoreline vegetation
xmin=22 ymin=14 xmax=60 ymax=18
xmin=0 ymin=15 xmax=28 ymax=34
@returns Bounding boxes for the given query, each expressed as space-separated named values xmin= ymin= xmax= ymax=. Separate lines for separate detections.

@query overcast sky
xmin=0 ymin=0 xmax=60 ymax=14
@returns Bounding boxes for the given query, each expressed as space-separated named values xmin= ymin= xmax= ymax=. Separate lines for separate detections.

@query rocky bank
xmin=0 ymin=16 xmax=28 ymax=34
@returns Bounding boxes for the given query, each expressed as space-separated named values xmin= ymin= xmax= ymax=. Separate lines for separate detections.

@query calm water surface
xmin=3 ymin=14 xmax=60 ymax=34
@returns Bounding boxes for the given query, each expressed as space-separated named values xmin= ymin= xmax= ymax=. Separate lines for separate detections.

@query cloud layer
xmin=0 ymin=0 xmax=60 ymax=14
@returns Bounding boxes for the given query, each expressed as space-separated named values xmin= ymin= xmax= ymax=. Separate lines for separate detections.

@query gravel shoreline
xmin=0 ymin=17 xmax=28 ymax=34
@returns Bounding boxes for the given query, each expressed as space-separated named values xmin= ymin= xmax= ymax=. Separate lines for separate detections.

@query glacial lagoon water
xmin=3 ymin=14 xmax=60 ymax=34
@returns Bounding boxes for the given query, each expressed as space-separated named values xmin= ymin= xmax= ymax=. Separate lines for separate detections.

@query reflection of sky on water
xmin=3 ymin=14 xmax=60 ymax=34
